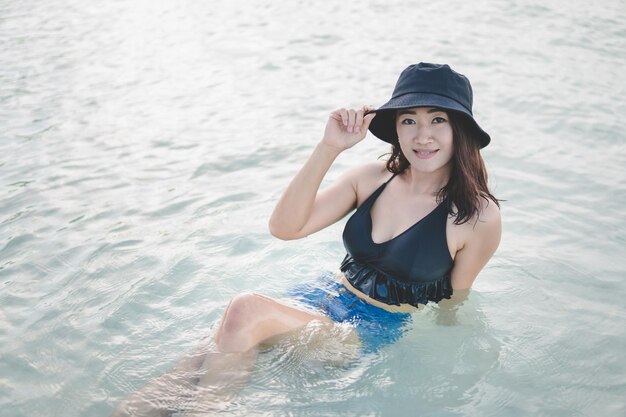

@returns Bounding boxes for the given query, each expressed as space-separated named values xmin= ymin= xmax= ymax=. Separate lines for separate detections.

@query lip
xmin=413 ymin=149 xmax=439 ymax=159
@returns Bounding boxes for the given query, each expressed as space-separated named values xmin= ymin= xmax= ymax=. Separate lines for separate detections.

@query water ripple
xmin=1 ymin=0 xmax=625 ymax=416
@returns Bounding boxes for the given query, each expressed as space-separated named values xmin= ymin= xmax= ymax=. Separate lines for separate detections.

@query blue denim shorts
xmin=286 ymin=272 xmax=412 ymax=353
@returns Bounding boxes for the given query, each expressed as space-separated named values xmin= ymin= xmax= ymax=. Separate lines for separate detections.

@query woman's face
xmin=395 ymin=107 xmax=454 ymax=174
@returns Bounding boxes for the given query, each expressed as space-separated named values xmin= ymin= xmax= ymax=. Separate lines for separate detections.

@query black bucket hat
xmin=368 ymin=62 xmax=491 ymax=148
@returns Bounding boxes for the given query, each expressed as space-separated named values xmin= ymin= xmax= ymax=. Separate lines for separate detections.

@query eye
xmin=400 ymin=118 xmax=416 ymax=125
xmin=432 ymin=116 xmax=447 ymax=124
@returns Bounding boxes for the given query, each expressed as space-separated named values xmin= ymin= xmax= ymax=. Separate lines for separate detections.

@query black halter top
xmin=340 ymin=174 xmax=453 ymax=307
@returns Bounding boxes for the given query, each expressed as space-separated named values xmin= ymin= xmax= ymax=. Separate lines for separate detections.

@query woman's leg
xmin=112 ymin=293 xmax=330 ymax=416
xmin=110 ymin=339 xmax=213 ymax=417
xmin=214 ymin=292 xmax=332 ymax=353
xmin=181 ymin=293 xmax=334 ymax=414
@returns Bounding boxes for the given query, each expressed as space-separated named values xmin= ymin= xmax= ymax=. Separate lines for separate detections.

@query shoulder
xmin=449 ymin=197 xmax=501 ymax=250
xmin=476 ymin=197 xmax=501 ymax=230
xmin=342 ymin=161 xmax=391 ymax=203
xmin=462 ymin=197 xmax=501 ymax=247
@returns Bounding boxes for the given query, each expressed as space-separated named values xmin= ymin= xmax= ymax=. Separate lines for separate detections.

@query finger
xmin=331 ymin=108 xmax=348 ymax=125
xmin=355 ymin=109 xmax=364 ymax=133
xmin=347 ymin=109 xmax=356 ymax=133
xmin=362 ymin=105 xmax=376 ymax=116
xmin=329 ymin=110 xmax=342 ymax=122
xmin=339 ymin=108 xmax=348 ymax=127
xmin=363 ymin=111 xmax=376 ymax=130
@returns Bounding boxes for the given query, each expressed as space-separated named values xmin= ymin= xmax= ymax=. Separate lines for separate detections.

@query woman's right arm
xmin=268 ymin=106 xmax=376 ymax=240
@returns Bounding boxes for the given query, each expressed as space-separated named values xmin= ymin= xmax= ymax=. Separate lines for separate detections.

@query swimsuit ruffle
xmin=340 ymin=254 xmax=453 ymax=307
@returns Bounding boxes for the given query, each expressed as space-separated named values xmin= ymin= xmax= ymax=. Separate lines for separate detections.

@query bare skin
xmin=111 ymin=105 xmax=501 ymax=416
xmin=269 ymin=106 xmax=501 ymax=291
xmin=111 ymin=296 xmax=336 ymax=416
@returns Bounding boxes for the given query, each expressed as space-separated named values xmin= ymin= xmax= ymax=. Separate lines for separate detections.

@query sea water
xmin=1 ymin=0 xmax=625 ymax=416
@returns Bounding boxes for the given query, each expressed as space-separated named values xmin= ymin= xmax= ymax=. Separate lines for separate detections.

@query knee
xmin=215 ymin=292 xmax=265 ymax=352
xmin=221 ymin=292 xmax=264 ymax=333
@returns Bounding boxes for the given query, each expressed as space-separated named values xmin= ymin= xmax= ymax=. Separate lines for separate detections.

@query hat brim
xmin=368 ymin=93 xmax=491 ymax=148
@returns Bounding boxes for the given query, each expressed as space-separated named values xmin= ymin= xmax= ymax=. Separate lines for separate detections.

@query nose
xmin=413 ymin=124 xmax=433 ymax=144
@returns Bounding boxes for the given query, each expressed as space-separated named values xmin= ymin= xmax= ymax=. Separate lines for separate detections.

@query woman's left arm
xmin=449 ymin=201 xmax=502 ymax=289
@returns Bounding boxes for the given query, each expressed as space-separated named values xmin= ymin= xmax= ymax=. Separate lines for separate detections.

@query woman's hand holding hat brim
xmin=322 ymin=105 xmax=376 ymax=152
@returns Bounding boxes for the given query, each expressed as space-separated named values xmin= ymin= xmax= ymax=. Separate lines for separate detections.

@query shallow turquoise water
xmin=1 ymin=0 xmax=625 ymax=416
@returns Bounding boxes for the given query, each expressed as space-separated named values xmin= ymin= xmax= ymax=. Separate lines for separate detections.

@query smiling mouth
xmin=414 ymin=149 xmax=438 ymax=159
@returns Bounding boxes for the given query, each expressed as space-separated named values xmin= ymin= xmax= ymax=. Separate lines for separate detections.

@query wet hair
xmin=385 ymin=111 xmax=500 ymax=225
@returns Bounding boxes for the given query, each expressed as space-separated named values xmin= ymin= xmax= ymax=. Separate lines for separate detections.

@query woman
xmin=216 ymin=62 xmax=500 ymax=354
xmin=113 ymin=62 xmax=501 ymax=415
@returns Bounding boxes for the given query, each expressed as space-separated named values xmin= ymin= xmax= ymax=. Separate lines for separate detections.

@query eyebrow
xmin=398 ymin=108 xmax=446 ymax=116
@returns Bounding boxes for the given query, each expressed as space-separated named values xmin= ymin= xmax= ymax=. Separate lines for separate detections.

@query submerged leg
xmin=182 ymin=293 xmax=337 ymax=414
xmin=110 ymin=339 xmax=213 ymax=417
xmin=112 ymin=293 xmax=332 ymax=416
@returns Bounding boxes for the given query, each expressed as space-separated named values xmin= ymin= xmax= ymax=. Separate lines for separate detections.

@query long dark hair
xmin=385 ymin=112 xmax=499 ymax=225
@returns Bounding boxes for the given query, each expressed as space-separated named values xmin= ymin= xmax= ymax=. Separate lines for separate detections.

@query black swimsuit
xmin=340 ymin=174 xmax=453 ymax=307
